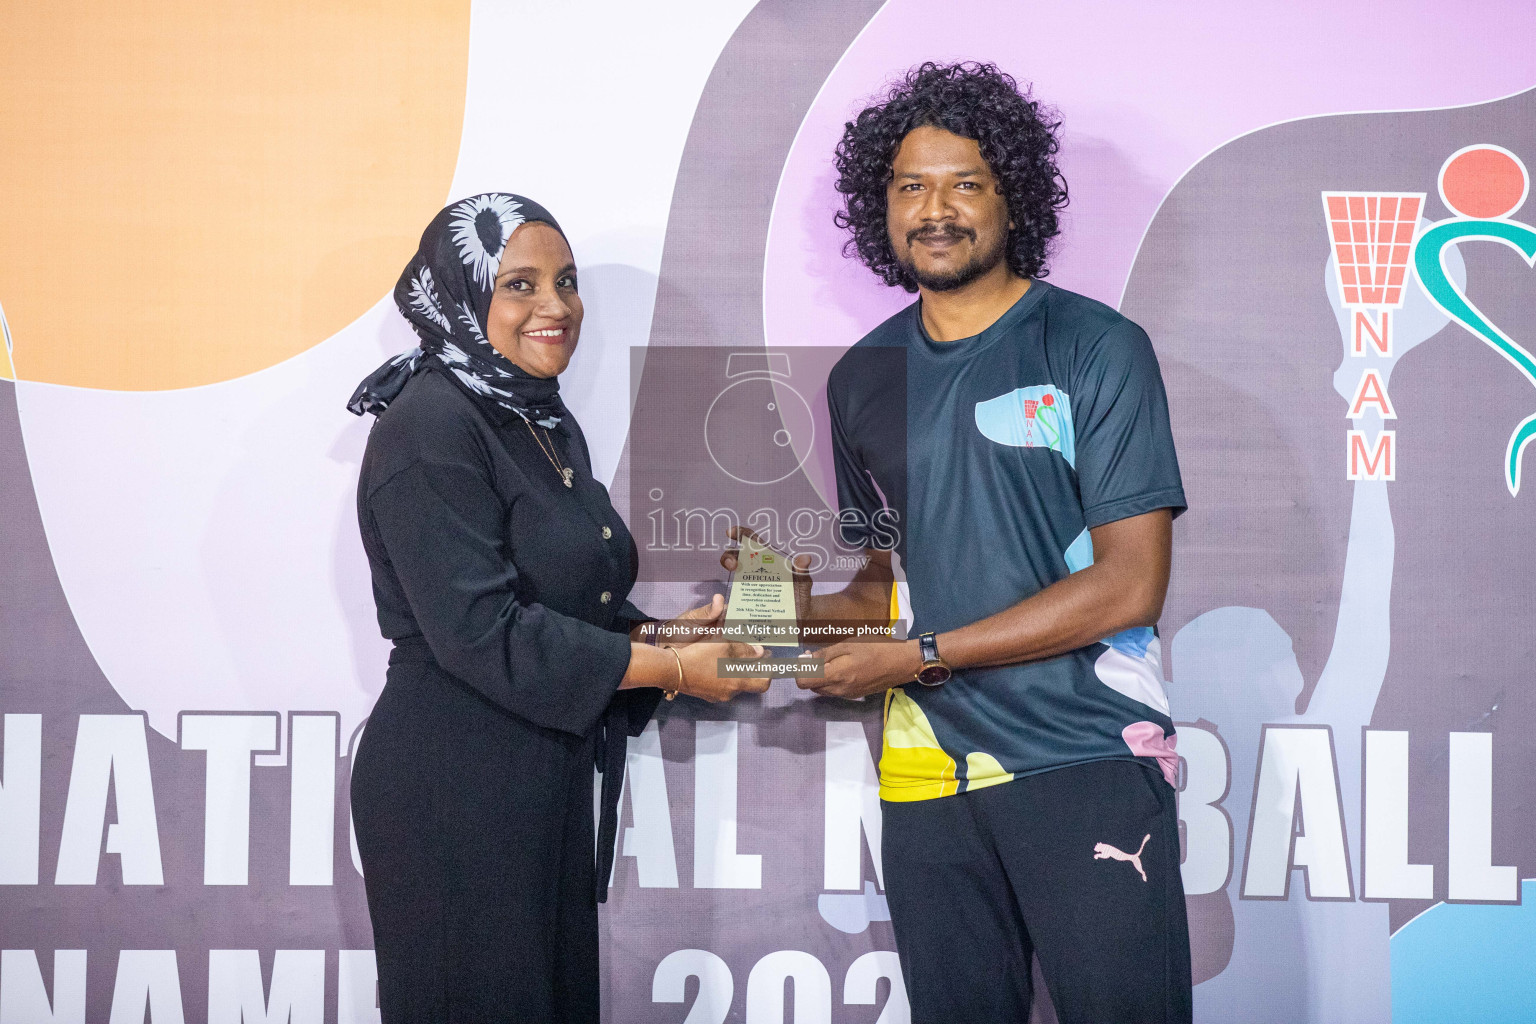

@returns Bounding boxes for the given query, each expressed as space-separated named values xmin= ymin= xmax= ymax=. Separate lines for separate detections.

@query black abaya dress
xmin=351 ymin=364 xmax=660 ymax=1023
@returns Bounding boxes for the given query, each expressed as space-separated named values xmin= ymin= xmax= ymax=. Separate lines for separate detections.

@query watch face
xmin=917 ymin=663 xmax=951 ymax=687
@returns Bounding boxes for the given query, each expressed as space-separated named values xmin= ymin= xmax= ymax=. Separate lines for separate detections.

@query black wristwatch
xmin=915 ymin=632 xmax=952 ymax=687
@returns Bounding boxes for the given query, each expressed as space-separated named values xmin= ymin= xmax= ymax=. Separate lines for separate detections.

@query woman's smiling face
xmin=486 ymin=221 xmax=582 ymax=378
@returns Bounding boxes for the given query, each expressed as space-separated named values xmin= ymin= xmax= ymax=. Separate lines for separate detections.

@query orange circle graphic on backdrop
xmin=1439 ymin=145 xmax=1529 ymax=220
xmin=0 ymin=1 xmax=470 ymax=391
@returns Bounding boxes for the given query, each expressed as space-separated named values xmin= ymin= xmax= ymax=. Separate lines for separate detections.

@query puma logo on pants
xmin=1093 ymin=834 xmax=1151 ymax=882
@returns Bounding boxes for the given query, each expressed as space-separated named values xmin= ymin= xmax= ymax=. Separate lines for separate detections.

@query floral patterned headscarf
xmin=347 ymin=193 xmax=569 ymax=427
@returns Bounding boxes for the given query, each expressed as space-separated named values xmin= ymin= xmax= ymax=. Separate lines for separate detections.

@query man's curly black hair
xmin=833 ymin=61 xmax=1068 ymax=291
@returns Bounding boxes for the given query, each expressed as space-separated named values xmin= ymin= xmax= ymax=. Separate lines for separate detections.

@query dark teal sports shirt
xmin=827 ymin=280 xmax=1187 ymax=801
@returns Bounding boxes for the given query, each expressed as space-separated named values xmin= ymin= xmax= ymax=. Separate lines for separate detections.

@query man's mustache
xmin=907 ymin=225 xmax=976 ymax=245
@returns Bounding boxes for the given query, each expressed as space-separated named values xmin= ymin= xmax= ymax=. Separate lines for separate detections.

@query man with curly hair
xmin=802 ymin=62 xmax=1193 ymax=1022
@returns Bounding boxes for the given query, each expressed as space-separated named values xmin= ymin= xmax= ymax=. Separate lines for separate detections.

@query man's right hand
xmin=672 ymin=640 xmax=771 ymax=702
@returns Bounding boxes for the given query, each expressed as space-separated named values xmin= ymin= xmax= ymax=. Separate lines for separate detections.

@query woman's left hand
xmin=652 ymin=593 xmax=726 ymax=647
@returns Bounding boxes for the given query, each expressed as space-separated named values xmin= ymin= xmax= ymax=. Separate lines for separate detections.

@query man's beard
xmin=896 ymin=226 xmax=1008 ymax=292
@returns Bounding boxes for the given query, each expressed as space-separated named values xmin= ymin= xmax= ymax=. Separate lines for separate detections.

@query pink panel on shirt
xmin=1122 ymin=721 xmax=1179 ymax=788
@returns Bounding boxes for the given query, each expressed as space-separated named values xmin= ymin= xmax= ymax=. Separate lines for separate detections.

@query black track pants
xmin=882 ymin=759 xmax=1193 ymax=1024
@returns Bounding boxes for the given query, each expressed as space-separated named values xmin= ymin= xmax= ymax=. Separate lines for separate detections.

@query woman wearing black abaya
xmin=347 ymin=193 xmax=768 ymax=1022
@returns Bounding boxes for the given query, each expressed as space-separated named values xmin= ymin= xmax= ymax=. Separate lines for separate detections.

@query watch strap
xmin=919 ymin=631 xmax=939 ymax=663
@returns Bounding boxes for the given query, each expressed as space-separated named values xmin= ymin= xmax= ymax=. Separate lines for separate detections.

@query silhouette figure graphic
xmin=1413 ymin=144 xmax=1536 ymax=495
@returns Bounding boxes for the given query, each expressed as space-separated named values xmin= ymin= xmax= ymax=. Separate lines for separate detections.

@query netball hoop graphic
xmin=703 ymin=351 xmax=816 ymax=485
xmin=1322 ymin=191 xmax=1425 ymax=354
xmin=1322 ymin=191 xmax=1425 ymax=484
xmin=1412 ymin=144 xmax=1536 ymax=496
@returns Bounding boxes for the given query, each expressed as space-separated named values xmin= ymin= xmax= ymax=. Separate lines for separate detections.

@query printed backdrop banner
xmin=2 ymin=2 xmax=1534 ymax=1022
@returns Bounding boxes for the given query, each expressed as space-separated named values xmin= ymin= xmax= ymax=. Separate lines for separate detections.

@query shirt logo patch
xmin=973 ymin=385 xmax=1075 ymax=466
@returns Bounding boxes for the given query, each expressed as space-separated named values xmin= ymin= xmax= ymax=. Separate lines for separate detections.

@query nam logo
xmin=973 ymin=384 xmax=1076 ymax=466
xmin=1326 ymin=145 xmax=1536 ymax=493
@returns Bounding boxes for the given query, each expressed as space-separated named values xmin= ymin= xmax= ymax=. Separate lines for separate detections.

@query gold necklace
xmin=524 ymin=420 xmax=574 ymax=488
